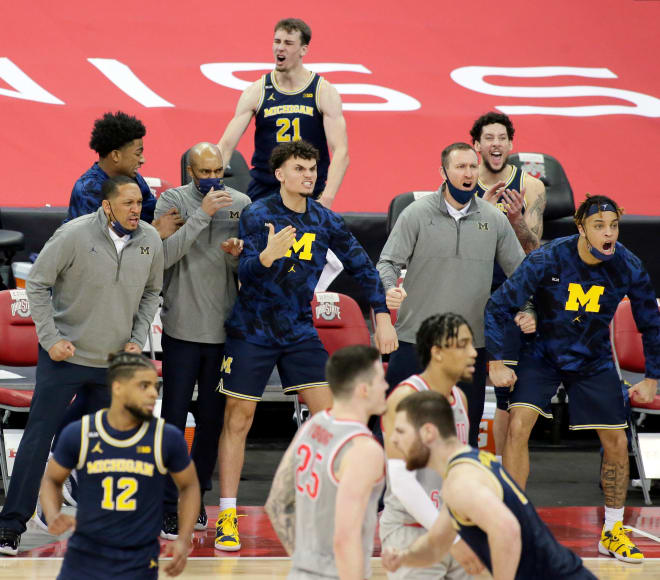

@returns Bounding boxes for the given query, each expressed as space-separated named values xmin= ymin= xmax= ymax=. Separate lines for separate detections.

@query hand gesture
xmin=161 ymin=537 xmax=191 ymax=577
xmin=48 ymin=512 xmax=76 ymax=536
xmin=260 ymin=224 xmax=296 ymax=267
xmin=501 ymin=187 xmax=525 ymax=223
xmin=482 ymin=180 xmax=506 ymax=205
xmin=374 ymin=313 xmax=399 ymax=355
xmin=154 ymin=208 xmax=184 ymax=239
xmin=386 ymin=286 xmax=407 ymax=310
xmin=489 ymin=361 xmax=517 ymax=389
xmin=221 ymin=237 xmax=244 ymax=257
xmin=48 ymin=339 xmax=75 ymax=361
xmin=124 ymin=342 xmax=142 ymax=354
xmin=628 ymin=378 xmax=658 ymax=405
xmin=514 ymin=311 xmax=536 ymax=334
xmin=201 ymin=189 xmax=233 ymax=217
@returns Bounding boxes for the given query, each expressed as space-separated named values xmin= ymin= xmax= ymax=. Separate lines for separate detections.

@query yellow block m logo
xmin=285 ymin=233 xmax=316 ymax=261
xmin=564 ymin=283 xmax=605 ymax=313
xmin=220 ymin=356 xmax=233 ymax=374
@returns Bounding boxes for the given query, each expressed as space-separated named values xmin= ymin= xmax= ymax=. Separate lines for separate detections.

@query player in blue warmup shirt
xmin=485 ymin=195 xmax=660 ymax=563
xmin=218 ymin=18 xmax=348 ymax=208
xmin=383 ymin=391 xmax=596 ymax=580
xmin=214 ymin=139 xmax=397 ymax=552
xmin=40 ymin=352 xmax=200 ymax=579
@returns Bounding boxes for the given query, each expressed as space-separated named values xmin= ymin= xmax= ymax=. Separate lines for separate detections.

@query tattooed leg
xmin=598 ymin=428 xmax=629 ymax=508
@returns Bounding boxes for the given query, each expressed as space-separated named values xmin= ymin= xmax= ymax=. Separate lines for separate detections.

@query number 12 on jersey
xmin=101 ymin=476 xmax=138 ymax=511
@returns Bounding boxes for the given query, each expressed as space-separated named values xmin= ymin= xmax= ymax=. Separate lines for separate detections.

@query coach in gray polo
xmin=377 ymin=142 xmax=525 ymax=447
xmin=0 ymin=175 xmax=163 ymax=555
xmin=155 ymin=142 xmax=250 ymax=538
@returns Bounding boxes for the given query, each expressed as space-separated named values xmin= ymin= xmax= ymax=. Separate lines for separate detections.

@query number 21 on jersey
xmin=276 ymin=117 xmax=301 ymax=142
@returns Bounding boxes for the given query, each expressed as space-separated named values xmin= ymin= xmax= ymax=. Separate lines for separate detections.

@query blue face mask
xmin=107 ymin=202 xmax=135 ymax=238
xmin=443 ymin=169 xmax=477 ymax=205
xmin=197 ymin=178 xmax=224 ymax=195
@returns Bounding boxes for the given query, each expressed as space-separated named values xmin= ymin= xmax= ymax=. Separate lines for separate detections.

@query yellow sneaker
xmin=598 ymin=521 xmax=644 ymax=563
xmin=214 ymin=507 xmax=241 ymax=551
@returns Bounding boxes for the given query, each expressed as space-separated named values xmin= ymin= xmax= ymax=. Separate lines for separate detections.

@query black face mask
xmin=107 ymin=202 xmax=135 ymax=237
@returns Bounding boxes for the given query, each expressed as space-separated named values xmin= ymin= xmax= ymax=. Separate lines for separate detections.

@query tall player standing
xmin=218 ymin=18 xmax=348 ymax=208
xmin=470 ymin=112 xmax=547 ymax=461
xmin=214 ymin=140 xmax=397 ymax=552
xmin=485 ymin=195 xmax=660 ymax=563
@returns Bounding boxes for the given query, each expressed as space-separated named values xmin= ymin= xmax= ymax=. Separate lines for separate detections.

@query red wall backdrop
xmin=2 ymin=0 xmax=659 ymax=214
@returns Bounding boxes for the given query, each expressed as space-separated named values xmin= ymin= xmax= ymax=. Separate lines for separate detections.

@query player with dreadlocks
xmin=379 ymin=313 xmax=487 ymax=579
xmin=485 ymin=194 xmax=660 ymax=563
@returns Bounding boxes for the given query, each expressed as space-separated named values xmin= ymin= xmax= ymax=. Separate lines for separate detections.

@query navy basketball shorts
xmin=218 ymin=337 xmax=329 ymax=401
xmin=510 ymin=353 xmax=628 ymax=430
xmin=494 ymin=318 xmax=523 ymax=412
xmin=58 ymin=541 xmax=159 ymax=579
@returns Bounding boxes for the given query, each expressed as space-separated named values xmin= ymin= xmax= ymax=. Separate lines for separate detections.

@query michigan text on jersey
xmin=86 ymin=459 xmax=155 ymax=476
xmin=263 ymin=105 xmax=315 ymax=118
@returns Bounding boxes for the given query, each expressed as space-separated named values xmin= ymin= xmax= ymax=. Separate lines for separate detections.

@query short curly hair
xmin=89 ymin=111 xmax=146 ymax=157
xmin=574 ymin=194 xmax=622 ymax=226
xmin=469 ymin=112 xmax=515 ymax=144
xmin=269 ymin=140 xmax=320 ymax=173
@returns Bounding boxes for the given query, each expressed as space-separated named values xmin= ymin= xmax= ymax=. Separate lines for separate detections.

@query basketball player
xmin=485 ymin=195 xmax=660 ymax=562
xmin=379 ymin=313 xmax=485 ymax=579
xmin=265 ymin=345 xmax=387 ymax=579
xmin=39 ymin=353 xmax=200 ymax=579
xmin=383 ymin=391 xmax=597 ymax=579
xmin=218 ymin=18 xmax=348 ymax=207
xmin=215 ymin=140 xmax=397 ymax=552
xmin=470 ymin=111 xmax=547 ymax=458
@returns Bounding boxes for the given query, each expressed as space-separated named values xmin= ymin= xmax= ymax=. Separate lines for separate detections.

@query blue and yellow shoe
xmin=214 ymin=507 xmax=241 ymax=551
xmin=598 ymin=521 xmax=644 ymax=563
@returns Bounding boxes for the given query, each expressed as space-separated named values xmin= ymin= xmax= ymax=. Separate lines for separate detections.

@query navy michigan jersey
xmin=251 ymin=72 xmax=330 ymax=196
xmin=54 ymin=410 xmax=190 ymax=556
xmin=476 ymin=165 xmax=526 ymax=291
xmin=446 ymin=448 xmax=595 ymax=579
xmin=485 ymin=235 xmax=660 ymax=376
xmin=226 ymin=194 xmax=388 ymax=346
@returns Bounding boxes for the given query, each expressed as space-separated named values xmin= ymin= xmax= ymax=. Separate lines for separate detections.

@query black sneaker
xmin=195 ymin=504 xmax=208 ymax=531
xmin=0 ymin=528 xmax=20 ymax=556
xmin=160 ymin=512 xmax=178 ymax=540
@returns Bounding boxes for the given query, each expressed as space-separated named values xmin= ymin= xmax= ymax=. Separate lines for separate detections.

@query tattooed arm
xmin=265 ymin=441 xmax=297 ymax=555
xmin=503 ymin=175 xmax=546 ymax=253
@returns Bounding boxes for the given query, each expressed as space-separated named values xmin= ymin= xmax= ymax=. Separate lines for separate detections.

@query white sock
xmin=220 ymin=498 xmax=237 ymax=512
xmin=604 ymin=506 xmax=624 ymax=531
xmin=495 ymin=455 xmax=503 ymax=463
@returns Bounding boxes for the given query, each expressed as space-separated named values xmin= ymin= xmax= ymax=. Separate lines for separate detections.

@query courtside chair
xmin=292 ymin=292 xmax=372 ymax=427
xmin=0 ymin=289 xmax=38 ymax=492
xmin=610 ymin=297 xmax=660 ymax=505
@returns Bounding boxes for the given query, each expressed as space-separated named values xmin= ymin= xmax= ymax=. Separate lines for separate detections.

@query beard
xmin=405 ymin=436 xmax=431 ymax=471
xmin=125 ymin=403 xmax=153 ymax=422
xmin=483 ymin=154 xmax=507 ymax=174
